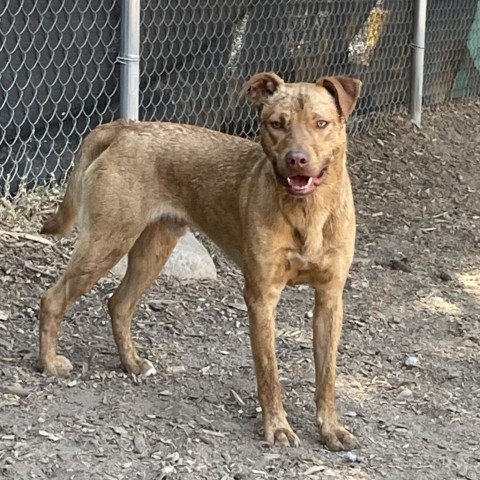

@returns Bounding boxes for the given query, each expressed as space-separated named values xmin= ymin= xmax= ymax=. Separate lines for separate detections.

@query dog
xmin=39 ymin=72 xmax=362 ymax=450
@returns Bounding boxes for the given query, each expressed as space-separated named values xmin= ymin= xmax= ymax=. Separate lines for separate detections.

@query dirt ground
xmin=1 ymin=102 xmax=479 ymax=480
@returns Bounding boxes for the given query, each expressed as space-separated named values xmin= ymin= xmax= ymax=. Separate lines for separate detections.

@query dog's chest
xmin=287 ymin=250 xmax=312 ymax=271
xmin=286 ymin=223 xmax=324 ymax=268
xmin=286 ymin=247 xmax=337 ymax=285
xmin=285 ymin=243 xmax=324 ymax=281
xmin=283 ymin=222 xmax=331 ymax=283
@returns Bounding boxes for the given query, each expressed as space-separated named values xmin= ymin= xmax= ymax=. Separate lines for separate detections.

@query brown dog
xmin=39 ymin=72 xmax=361 ymax=450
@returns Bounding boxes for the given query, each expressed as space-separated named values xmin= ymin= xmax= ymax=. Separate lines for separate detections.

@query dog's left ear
xmin=317 ymin=76 xmax=362 ymax=120
xmin=240 ymin=72 xmax=284 ymax=107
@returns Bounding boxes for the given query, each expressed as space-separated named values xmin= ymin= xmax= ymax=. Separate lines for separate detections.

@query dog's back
xmin=41 ymin=120 xmax=262 ymax=244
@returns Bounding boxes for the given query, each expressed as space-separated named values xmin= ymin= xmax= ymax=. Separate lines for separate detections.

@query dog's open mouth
xmin=278 ymin=168 xmax=328 ymax=196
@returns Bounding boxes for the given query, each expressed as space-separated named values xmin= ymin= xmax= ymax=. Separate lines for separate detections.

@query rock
xmin=163 ymin=232 xmax=217 ymax=280
xmin=345 ymin=451 xmax=362 ymax=463
xmin=111 ymin=232 xmax=217 ymax=280
xmin=397 ymin=387 xmax=413 ymax=399
xmin=110 ymin=257 xmax=127 ymax=278
xmin=389 ymin=257 xmax=412 ymax=273
xmin=438 ymin=270 xmax=453 ymax=282
xmin=161 ymin=466 xmax=176 ymax=475
xmin=133 ymin=434 xmax=147 ymax=454
xmin=404 ymin=355 xmax=420 ymax=368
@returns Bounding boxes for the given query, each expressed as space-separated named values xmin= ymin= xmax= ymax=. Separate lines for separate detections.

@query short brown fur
xmin=39 ymin=72 xmax=362 ymax=451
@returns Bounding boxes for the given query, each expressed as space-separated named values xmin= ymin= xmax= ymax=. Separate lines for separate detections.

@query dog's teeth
xmin=287 ymin=177 xmax=292 ymax=185
xmin=307 ymin=177 xmax=313 ymax=186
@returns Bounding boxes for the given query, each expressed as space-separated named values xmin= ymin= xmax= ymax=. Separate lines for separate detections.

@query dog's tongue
xmin=289 ymin=176 xmax=310 ymax=187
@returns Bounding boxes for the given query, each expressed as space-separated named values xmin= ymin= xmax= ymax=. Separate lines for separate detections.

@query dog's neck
xmin=272 ymin=150 xmax=350 ymax=257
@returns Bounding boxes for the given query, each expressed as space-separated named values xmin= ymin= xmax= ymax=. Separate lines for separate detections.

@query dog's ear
xmin=240 ymin=72 xmax=284 ymax=107
xmin=317 ymin=76 xmax=362 ymax=120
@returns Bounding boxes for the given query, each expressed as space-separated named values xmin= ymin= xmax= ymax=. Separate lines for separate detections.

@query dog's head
xmin=241 ymin=72 xmax=361 ymax=196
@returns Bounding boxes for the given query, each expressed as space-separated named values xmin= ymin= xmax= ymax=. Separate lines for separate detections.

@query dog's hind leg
xmin=39 ymin=226 xmax=141 ymax=377
xmin=107 ymin=221 xmax=182 ymax=376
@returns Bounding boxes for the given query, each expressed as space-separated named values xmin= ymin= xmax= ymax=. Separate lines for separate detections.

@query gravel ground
xmin=1 ymin=102 xmax=479 ymax=480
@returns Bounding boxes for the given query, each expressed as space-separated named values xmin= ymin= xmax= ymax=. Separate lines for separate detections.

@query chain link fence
xmin=139 ymin=0 xmax=413 ymax=136
xmin=0 ymin=0 xmax=120 ymax=195
xmin=1 ymin=0 xmax=480 ymax=196
xmin=424 ymin=0 xmax=480 ymax=104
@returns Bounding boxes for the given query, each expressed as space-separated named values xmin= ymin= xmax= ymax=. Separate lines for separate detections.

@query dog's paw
xmin=264 ymin=416 xmax=301 ymax=447
xmin=123 ymin=357 xmax=157 ymax=377
xmin=319 ymin=422 xmax=359 ymax=451
xmin=41 ymin=355 xmax=73 ymax=378
xmin=139 ymin=359 xmax=157 ymax=377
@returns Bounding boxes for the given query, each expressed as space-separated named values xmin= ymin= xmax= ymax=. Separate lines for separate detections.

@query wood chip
xmin=0 ymin=230 xmax=53 ymax=245
xmin=112 ymin=426 xmax=129 ymax=436
xmin=38 ymin=430 xmax=61 ymax=442
xmin=0 ymin=385 xmax=32 ymax=397
xmin=166 ymin=365 xmax=186 ymax=375
xmin=24 ymin=261 xmax=57 ymax=279
xmin=303 ymin=465 xmax=326 ymax=475
xmin=230 ymin=389 xmax=245 ymax=406
xmin=201 ymin=429 xmax=226 ymax=438
xmin=228 ymin=301 xmax=248 ymax=312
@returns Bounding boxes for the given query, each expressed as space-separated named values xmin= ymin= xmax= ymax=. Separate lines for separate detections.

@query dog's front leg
xmin=313 ymin=287 xmax=359 ymax=451
xmin=244 ymin=278 xmax=300 ymax=447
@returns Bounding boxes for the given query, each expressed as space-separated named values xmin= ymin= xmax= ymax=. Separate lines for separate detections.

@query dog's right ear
xmin=240 ymin=72 xmax=284 ymax=107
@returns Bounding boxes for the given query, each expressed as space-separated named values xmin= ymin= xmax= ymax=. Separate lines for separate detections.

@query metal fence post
xmin=119 ymin=0 xmax=141 ymax=120
xmin=410 ymin=0 xmax=427 ymax=126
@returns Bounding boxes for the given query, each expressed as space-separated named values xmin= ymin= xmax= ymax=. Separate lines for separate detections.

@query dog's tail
xmin=40 ymin=123 xmax=120 ymax=236
xmin=40 ymin=156 xmax=85 ymax=235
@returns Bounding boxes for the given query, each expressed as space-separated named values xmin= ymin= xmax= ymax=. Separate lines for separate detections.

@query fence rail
xmin=1 ymin=0 xmax=480 ymax=195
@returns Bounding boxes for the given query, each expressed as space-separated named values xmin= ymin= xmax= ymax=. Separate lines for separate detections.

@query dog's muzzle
xmin=275 ymin=167 xmax=328 ymax=196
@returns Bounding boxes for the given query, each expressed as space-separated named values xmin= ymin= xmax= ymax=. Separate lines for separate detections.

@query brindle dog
xmin=40 ymin=72 xmax=361 ymax=450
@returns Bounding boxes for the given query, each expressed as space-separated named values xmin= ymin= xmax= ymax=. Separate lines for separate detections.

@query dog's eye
xmin=316 ymin=120 xmax=328 ymax=129
xmin=270 ymin=120 xmax=283 ymax=130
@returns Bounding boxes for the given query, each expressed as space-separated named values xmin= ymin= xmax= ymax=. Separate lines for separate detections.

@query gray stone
xmin=404 ymin=355 xmax=420 ymax=368
xmin=110 ymin=231 xmax=217 ymax=280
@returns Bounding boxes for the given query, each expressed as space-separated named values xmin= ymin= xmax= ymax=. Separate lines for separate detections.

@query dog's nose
xmin=285 ymin=151 xmax=309 ymax=169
